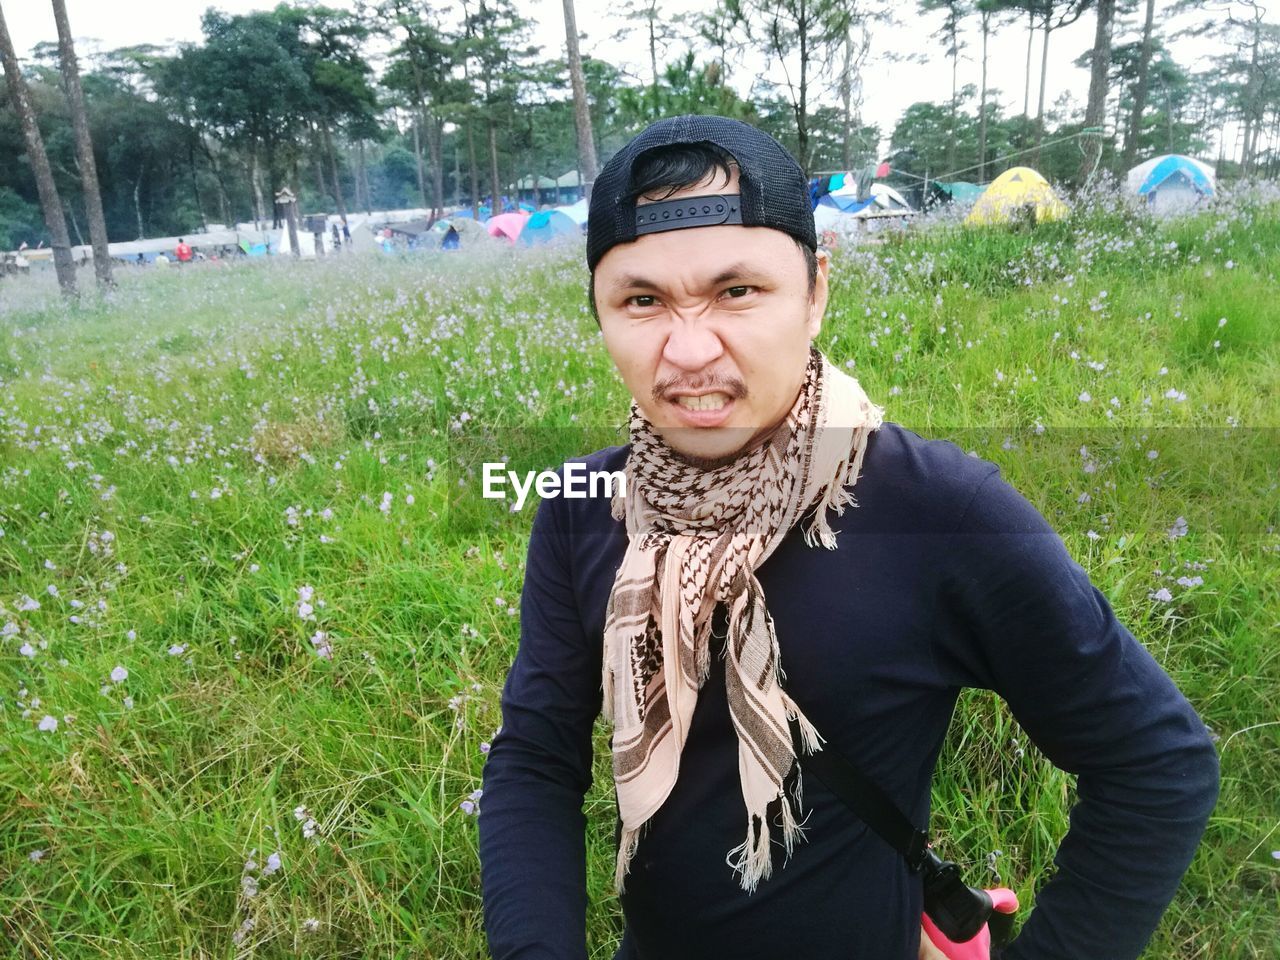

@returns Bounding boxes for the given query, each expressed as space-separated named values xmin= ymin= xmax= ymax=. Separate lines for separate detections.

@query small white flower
xmin=29 ymin=849 xmax=45 ymax=862
xmin=110 ymin=665 xmax=128 ymax=684
xmin=1149 ymin=587 xmax=1174 ymax=603
xmin=38 ymin=715 xmax=58 ymax=732
xmin=126 ymin=629 xmax=136 ymax=641
xmin=1078 ymin=391 xmax=1092 ymax=403
xmin=303 ymin=918 xmax=321 ymax=932
xmin=168 ymin=644 xmax=187 ymax=656
xmin=19 ymin=642 xmax=35 ymax=658
xmin=263 ymin=851 xmax=282 ymax=875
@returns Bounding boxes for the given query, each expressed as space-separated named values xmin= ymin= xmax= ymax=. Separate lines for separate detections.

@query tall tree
xmin=561 ymin=0 xmax=599 ymax=185
xmin=613 ymin=1 xmax=681 ymax=120
xmin=1078 ymin=0 xmax=1115 ymax=183
xmin=51 ymin=0 xmax=111 ymax=288
xmin=1033 ymin=0 xmax=1094 ymax=163
xmin=822 ymin=1 xmax=889 ymax=171
xmin=0 ymin=3 xmax=76 ymax=295
xmin=729 ymin=0 xmax=830 ymax=174
xmin=920 ymin=0 xmax=969 ymax=176
xmin=1121 ymin=0 xmax=1157 ymax=170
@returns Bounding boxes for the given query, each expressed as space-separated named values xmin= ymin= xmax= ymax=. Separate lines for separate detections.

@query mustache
xmin=652 ymin=373 xmax=749 ymax=403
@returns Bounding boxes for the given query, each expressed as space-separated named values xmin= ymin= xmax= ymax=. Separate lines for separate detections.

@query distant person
xmin=135 ymin=253 xmax=146 ymax=266
xmin=331 ymin=223 xmax=342 ymax=250
xmin=174 ymin=238 xmax=193 ymax=264
xmin=341 ymin=218 xmax=351 ymax=243
xmin=442 ymin=226 xmax=460 ymax=251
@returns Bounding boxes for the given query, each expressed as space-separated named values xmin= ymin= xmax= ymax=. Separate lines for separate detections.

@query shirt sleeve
xmin=935 ymin=467 xmax=1220 ymax=960
xmin=479 ymin=492 xmax=602 ymax=960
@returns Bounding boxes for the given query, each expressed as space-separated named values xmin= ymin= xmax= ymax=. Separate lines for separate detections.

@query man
xmin=174 ymin=237 xmax=193 ymax=264
xmin=478 ymin=116 xmax=1218 ymax=960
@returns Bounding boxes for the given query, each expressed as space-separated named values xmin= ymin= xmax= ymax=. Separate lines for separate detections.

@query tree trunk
xmin=468 ymin=122 xmax=480 ymax=219
xmin=411 ymin=112 xmax=428 ymax=209
xmin=1241 ymin=24 xmax=1262 ymax=176
xmin=1023 ymin=9 xmax=1035 ymax=119
xmin=427 ymin=117 xmax=445 ymax=222
xmin=796 ymin=0 xmax=810 ymax=175
xmin=0 ymin=6 xmax=77 ymax=296
xmin=1078 ymin=0 xmax=1115 ymax=185
xmin=978 ymin=12 xmax=990 ymax=182
xmin=68 ymin=205 xmax=83 ymax=247
xmin=52 ymin=0 xmax=111 ymax=288
xmin=1033 ymin=19 xmax=1053 ymax=164
xmin=562 ymin=0 xmax=599 ymax=188
xmin=1121 ymin=0 xmax=1156 ymax=171
xmin=947 ymin=17 xmax=958 ymax=177
xmin=322 ymin=123 xmax=348 ymax=220
xmin=357 ymin=139 xmax=372 ymax=214
xmin=488 ymin=117 xmax=502 ymax=215
xmin=648 ymin=4 xmax=659 ymax=119
xmin=840 ymin=29 xmax=853 ymax=170
xmin=133 ymin=165 xmax=145 ymax=240
xmin=250 ymin=147 xmax=267 ymax=228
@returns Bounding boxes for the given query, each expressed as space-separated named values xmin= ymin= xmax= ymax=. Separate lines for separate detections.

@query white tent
xmin=868 ymin=183 xmax=912 ymax=211
xmin=828 ymin=177 xmax=912 ymax=211
xmin=1125 ymin=155 xmax=1216 ymax=216
xmin=555 ymin=198 xmax=589 ymax=225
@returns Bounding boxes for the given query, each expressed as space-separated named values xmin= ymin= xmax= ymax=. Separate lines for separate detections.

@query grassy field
xmin=1 ymin=187 xmax=1278 ymax=958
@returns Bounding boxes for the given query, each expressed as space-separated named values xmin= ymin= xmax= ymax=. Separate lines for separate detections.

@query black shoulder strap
xmin=787 ymin=717 xmax=930 ymax=873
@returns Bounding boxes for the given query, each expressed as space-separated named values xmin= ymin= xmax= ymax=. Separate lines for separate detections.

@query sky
xmin=2 ymin=0 xmax=1239 ymax=166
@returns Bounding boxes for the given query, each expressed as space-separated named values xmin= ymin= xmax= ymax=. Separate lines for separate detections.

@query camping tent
xmin=520 ymin=210 xmax=579 ymax=246
xmin=556 ymin=198 xmax=589 ymax=225
xmin=867 ymin=182 xmax=912 ymax=211
xmin=486 ymin=211 xmax=529 ymax=244
xmin=1125 ymin=155 xmax=1215 ymax=215
xmin=965 ymin=167 xmax=1068 ymax=226
xmin=429 ymin=217 xmax=491 ymax=248
xmin=936 ymin=182 xmax=985 ymax=204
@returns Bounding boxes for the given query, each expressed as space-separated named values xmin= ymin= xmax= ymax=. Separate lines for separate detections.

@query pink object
xmin=876 ymin=161 xmax=892 ymax=178
xmin=485 ymin=212 xmax=530 ymax=244
xmin=922 ymin=889 xmax=1019 ymax=959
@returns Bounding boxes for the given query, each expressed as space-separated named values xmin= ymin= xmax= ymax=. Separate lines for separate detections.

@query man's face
xmin=594 ymin=167 xmax=829 ymax=464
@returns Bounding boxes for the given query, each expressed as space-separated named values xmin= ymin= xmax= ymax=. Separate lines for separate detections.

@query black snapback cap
xmin=586 ymin=115 xmax=816 ymax=272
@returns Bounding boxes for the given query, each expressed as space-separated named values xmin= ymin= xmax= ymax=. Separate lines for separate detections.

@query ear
xmin=806 ymin=248 xmax=831 ymax=340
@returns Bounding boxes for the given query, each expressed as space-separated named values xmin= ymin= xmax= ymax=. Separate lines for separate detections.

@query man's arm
xmin=479 ymin=494 xmax=602 ymax=960
xmin=937 ymin=467 xmax=1220 ymax=960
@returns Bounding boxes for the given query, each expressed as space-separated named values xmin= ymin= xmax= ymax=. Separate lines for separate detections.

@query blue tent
xmin=519 ymin=209 xmax=579 ymax=246
xmin=817 ymin=194 xmax=877 ymax=215
xmin=1126 ymin=155 xmax=1215 ymax=215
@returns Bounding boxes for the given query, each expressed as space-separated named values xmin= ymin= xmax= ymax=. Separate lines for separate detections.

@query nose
xmin=661 ymin=315 xmax=725 ymax=373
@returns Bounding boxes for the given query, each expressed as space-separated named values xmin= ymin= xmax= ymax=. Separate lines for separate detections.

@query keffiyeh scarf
xmin=603 ymin=347 xmax=884 ymax=893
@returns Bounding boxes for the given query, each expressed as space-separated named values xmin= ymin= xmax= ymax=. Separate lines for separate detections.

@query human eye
xmin=626 ymin=294 xmax=659 ymax=308
xmin=721 ymin=285 xmax=757 ymax=300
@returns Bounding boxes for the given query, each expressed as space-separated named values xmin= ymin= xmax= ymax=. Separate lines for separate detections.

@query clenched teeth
xmin=675 ymin=393 xmax=730 ymax=411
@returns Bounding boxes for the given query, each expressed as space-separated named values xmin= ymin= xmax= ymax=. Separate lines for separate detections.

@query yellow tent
xmin=965 ymin=166 xmax=1069 ymax=226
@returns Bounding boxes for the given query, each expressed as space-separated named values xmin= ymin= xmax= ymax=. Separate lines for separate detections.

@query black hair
xmin=588 ymin=142 xmax=817 ymax=323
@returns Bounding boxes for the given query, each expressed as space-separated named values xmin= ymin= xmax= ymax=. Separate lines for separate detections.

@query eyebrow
xmin=608 ymin=263 xmax=767 ymax=292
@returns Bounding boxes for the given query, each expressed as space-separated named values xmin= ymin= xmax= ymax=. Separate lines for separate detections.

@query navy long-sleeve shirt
xmin=478 ymin=422 xmax=1219 ymax=960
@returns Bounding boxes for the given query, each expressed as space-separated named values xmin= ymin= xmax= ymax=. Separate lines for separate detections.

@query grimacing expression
xmin=594 ymin=168 xmax=830 ymax=464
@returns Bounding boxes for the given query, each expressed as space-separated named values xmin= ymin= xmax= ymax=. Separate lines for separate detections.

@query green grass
xmin=1 ymin=190 xmax=1278 ymax=958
